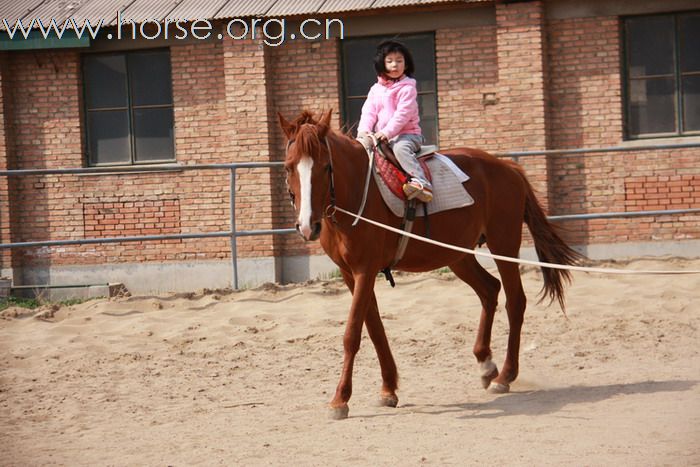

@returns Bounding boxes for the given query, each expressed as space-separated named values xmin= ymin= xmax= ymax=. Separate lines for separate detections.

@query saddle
xmin=374 ymin=141 xmax=438 ymax=200
xmin=367 ymin=140 xmax=472 ymax=218
xmin=356 ymin=138 xmax=473 ymax=287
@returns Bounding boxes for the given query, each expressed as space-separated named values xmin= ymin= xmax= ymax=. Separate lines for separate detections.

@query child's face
xmin=384 ymin=52 xmax=405 ymax=79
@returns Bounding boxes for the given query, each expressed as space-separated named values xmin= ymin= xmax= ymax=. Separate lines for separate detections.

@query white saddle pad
xmin=374 ymin=153 xmax=475 ymax=217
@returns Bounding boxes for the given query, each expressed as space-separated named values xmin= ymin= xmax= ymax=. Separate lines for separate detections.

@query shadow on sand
xmin=395 ymin=380 xmax=698 ymax=419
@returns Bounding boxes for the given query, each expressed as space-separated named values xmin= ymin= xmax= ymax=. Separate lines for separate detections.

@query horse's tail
xmin=521 ymin=173 xmax=584 ymax=310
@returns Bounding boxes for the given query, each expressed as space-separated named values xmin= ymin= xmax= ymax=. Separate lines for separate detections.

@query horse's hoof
xmin=480 ymin=369 xmax=499 ymax=389
xmin=329 ymin=404 xmax=349 ymax=420
xmin=487 ymin=382 xmax=510 ymax=394
xmin=479 ymin=359 xmax=499 ymax=389
xmin=378 ymin=394 xmax=398 ymax=408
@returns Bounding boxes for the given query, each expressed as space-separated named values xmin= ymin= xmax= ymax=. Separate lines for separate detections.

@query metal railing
xmin=493 ymin=141 xmax=700 ymax=222
xmin=1 ymin=141 xmax=699 ymax=288
xmin=0 ymin=162 xmax=295 ymax=289
xmin=493 ymin=141 xmax=700 ymax=158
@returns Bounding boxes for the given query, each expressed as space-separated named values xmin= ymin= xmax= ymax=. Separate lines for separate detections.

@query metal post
xmin=230 ymin=168 xmax=238 ymax=290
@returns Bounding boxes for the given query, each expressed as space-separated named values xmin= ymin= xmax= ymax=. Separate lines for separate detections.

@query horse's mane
xmin=292 ymin=125 xmax=323 ymax=165
xmin=285 ymin=110 xmax=360 ymax=164
xmin=289 ymin=110 xmax=318 ymax=131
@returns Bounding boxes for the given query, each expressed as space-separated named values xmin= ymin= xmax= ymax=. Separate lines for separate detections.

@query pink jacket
xmin=357 ymin=75 xmax=421 ymax=141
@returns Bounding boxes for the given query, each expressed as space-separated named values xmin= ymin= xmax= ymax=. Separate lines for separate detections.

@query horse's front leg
xmin=365 ymin=294 xmax=399 ymax=407
xmin=339 ymin=269 xmax=399 ymax=408
xmin=330 ymin=271 xmax=377 ymax=420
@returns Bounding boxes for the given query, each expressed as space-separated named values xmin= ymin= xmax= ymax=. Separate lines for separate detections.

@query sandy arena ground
xmin=1 ymin=257 xmax=699 ymax=466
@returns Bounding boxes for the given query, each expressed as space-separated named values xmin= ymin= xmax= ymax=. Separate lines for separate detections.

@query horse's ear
xmin=278 ymin=112 xmax=294 ymax=139
xmin=318 ymin=109 xmax=333 ymax=138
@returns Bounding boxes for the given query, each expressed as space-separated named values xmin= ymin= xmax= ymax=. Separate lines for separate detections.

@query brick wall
xmin=2 ymin=39 xmax=283 ymax=274
xmin=222 ymin=35 xmax=276 ymax=259
xmin=172 ymin=37 xmax=278 ymax=260
xmin=83 ymin=199 xmax=181 ymax=238
xmin=495 ymin=1 xmax=548 ymax=151
xmin=435 ymin=25 xmax=499 ymax=150
xmin=2 ymin=48 xmax=222 ymax=268
xmin=434 ymin=3 xmax=550 ymax=247
xmin=169 ymin=41 xmax=229 ymax=259
xmin=1 ymin=4 xmax=698 ymax=284
xmin=4 ymin=52 xmax=83 ymax=170
xmin=494 ymin=1 xmax=550 ymax=214
xmin=0 ymin=55 xmax=10 ymax=271
xmin=268 ymin=39 xmax=342 ymax=257
xmin=546 ymin=15 xmax=700 ymax=245
xmin=625 ymin=175 xmax=699 ymax=212
xmin=547 ymin=16 xmax=623 ymax=149
xmin=3 ymin=51 xmax=83 ymax=270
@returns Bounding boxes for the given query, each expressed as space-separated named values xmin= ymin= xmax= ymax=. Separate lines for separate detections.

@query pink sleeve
xmin=378 ymin=83 xmax=418 ymax=140
xmin=357 ymin=85 xmax=378 ymax=135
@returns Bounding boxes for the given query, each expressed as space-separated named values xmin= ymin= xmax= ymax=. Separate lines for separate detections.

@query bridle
xmin=285 ymin=137 xmax=337 ymax=223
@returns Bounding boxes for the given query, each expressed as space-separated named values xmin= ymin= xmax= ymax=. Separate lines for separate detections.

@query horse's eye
xmin=288 ymin=189 xmax=296 ymax=207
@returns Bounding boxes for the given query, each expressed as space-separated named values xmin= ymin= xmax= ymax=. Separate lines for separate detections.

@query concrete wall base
xmin=10 ymin=284 xmax=121 ymax=302
xmin=3 ymin=239 xmax=698 ymax=298
xmin=12 ymin=257 xmax=279 ymax=296
xmin=278 ymin=255 xmax=339 ymax=283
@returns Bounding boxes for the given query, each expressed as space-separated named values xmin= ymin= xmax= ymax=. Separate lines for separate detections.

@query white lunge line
xmin=334 ymin=206 xmax=700 ymax=275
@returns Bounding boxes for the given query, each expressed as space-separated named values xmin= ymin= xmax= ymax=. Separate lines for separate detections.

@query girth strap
xmin=381 ymin=199 xmax=418 ymax=288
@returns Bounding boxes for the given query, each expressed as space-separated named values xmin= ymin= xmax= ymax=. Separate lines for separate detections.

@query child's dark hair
xmin=373 ymin=39 xmax=415 ymax=78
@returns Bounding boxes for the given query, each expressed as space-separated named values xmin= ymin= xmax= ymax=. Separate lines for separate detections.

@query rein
xmin=323 ymin=137 xmax=338 ymax=223
xmin=323 ymin=136 xmax=374 ymax=227
xmin=354 ymin=137 xmax=377 ymax=227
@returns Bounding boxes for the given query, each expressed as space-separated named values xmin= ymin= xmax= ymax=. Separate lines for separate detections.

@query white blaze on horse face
xmin=297 ymin=155 xmax=314 ymax=238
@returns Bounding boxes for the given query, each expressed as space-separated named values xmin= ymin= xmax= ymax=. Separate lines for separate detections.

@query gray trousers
xmin=391 ymin=134 xmax=431 ymax=188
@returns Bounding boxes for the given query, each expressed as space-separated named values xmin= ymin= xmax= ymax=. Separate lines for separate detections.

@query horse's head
xmin=279 ymin=109 xmax=333 ymax=241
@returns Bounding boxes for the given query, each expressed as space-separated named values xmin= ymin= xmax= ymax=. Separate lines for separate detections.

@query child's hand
xmin=373 ymin=132 xmax=388 ymax=142
xmin=356 ymin=133 xmax=373 ymax=151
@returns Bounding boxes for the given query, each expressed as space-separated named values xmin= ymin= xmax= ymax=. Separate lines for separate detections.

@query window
xmin=82 ymin=49 xmax=175 ymax=165
xmin=623 ymin=12 xmax=700 ymax=139
xmin=340 ymin=33 xmax=439 ymax=144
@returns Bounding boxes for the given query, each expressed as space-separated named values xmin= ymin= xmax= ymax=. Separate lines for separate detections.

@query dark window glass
xmin=626 ymin=16 xmax=674 ymax=77
xmin=344 ymin=98 xmax=365 ymax=131
xmin=628 ymin=78 xmax=676 ymax=135
xmin=624 ymin=12 xmax=700 ymax=138
xmin=341 ymin=33 xmax=439 ymax=145
xmin=87 ymin=111 xmax=130 ymax=165
xmin=84 ymin=55 xmax=128 ymax=109
xmin=680 ymin=14 xmax=700 ymax=72
xmin=683 ymin=75 xmax=700 ymax=131
xmin=134 ymin=108 xmax=175 ymax=162
xmin=128 ymin=51 xmax=174 ymax=107
xmin=342 ymin=38 xmax=379 ymax=97
xmin=418 ymin=93 xmax=438 ymax=148
xmin=83 ymin=49 xmax=174 ymax=165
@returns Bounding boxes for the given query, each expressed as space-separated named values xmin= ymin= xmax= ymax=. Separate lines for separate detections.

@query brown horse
xmin=279 ymin=109 xmax=581 ymax=419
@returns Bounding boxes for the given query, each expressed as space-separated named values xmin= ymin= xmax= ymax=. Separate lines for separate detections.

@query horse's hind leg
xmin=449 ymin=255 xmax=501 ymax=389
xmin=340 ymin=269 xmax=399 ymax=407
xmin=489 ymin=257 xmax=526 ymax=393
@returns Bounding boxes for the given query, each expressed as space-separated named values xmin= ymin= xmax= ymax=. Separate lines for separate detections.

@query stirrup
xmin=402 ymin=179 xmax=424 ymax=199
xmin=403 ymin=179 xmax=433 ymax=203
xmin=415 ymin=186 xmax=433 ymax=203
